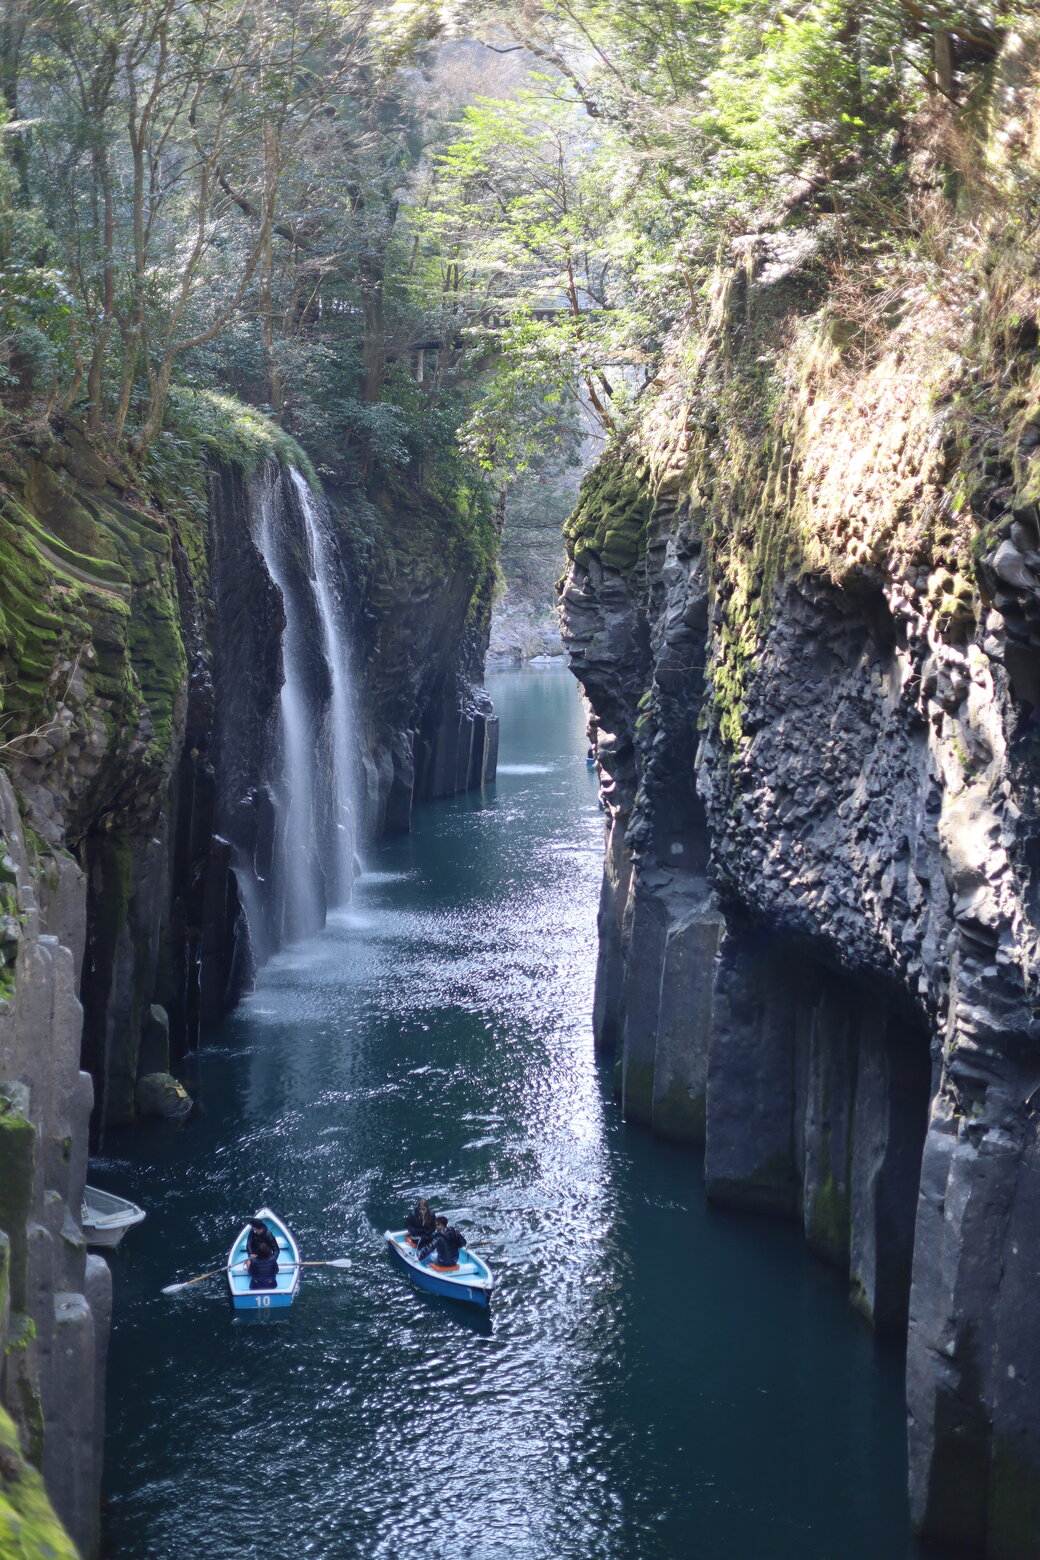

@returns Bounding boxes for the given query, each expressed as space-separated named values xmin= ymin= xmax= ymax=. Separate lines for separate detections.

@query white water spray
xmin=290 ymin=467 xmax=359 ymax=906
xmin=248 ymin=465 xmax=360 ymax=947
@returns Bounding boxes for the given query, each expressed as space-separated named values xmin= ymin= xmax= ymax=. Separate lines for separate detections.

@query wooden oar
xmin=282 ymin=1259 xmax=352 ymax=1270
xmin=163 ymin=1256 xmax=351 ymax=1295
xmin=162 ymin=1262 xmax=245 ymax=1296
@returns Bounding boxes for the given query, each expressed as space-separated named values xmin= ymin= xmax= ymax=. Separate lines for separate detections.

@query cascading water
xmin=245 ymin=463 xmax=360 ymax=951
xmin=290 ymin=468 xmax=359 ymax=905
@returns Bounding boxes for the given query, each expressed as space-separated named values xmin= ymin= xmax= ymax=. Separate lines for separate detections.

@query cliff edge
xmin=560 ymin=24 xmax=1040 ymax=1557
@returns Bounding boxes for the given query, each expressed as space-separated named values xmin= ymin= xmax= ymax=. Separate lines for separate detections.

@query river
xmin=98 ymin=665 xmax=916 ymax=1560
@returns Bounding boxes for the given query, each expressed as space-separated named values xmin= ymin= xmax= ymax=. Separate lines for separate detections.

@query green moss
xmin=126 ymin=575 xmax=188 ymax=764
xmin=0 ymin=1403 xmax=77 ymax=1559
xmin=0 ymin=880 xmax=19 ymax=1000
xmin=0 ymin=1093 xmax=34 ymax=1312
xmin=13 ymin=1372 xmax=45 ymax=1472
xmin=0 ymin=441 xmax=202 ymax=825
xmin=161 ymin=388 xmax=318 ymax=489
xmin=806 ymin=1145 xmax=851 ymax=1266
xmin=564 ymin=449 xmax=653 ymax=577
xmin=362 ymin=464 xmax=498 ymax=673
xmin=4 ymin=1314 xmax=35 ymax=1354
xmin=1 ymin=497 xmax=131 ymax=591
xmin=711 ymin=601 xmax=762 ymax=753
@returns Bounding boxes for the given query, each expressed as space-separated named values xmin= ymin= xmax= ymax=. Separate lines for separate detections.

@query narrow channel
xmin=99 ymin=666 xmax=913 ymax=1560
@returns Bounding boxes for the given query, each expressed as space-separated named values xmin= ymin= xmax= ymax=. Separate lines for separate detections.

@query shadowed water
xmin=99 ymin=666 xmax=917 ymax=1560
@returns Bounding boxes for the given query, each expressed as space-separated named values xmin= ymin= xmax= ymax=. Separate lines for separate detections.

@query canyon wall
xmin=560 ymin=32 xmax=1040 ymax=1558
xmin=0 ymin=774 xmax=103 ymax=1559
xmin=0 ymin=419 xmax=497 ymax=1552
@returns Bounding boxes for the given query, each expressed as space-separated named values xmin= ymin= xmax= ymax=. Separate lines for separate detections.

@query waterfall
xmin=246 ymin=464 xmax=360 ymax=949
xmin=289 ymin=467 xmax=359 ymax=906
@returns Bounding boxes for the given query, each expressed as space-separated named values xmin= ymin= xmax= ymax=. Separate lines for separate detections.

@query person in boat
xmin=405 ymin=1198 xmax=436 ymax=1247
xmin=418 ymin=1216 xmax=466 ymax=1269
xmin=247 ymin=1217 xmax=279 ymax=1258
xmin=246 ymin=1238 xmax=279 ymax=1290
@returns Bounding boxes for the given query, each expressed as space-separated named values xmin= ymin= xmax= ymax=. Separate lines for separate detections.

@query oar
xmin=282 ymin=1259 xmax=352 ymax=1270
xmin=162 ymin=1262 xmax=245 ymax=1296
xmin=163 ymin=1255 xmax=352 ymax=1295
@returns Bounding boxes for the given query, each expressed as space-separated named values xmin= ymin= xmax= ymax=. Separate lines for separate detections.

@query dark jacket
xmin=406 ymin=1206 xmax=436 ymax=1243
xmin=247 ymin=1225 xmax=278 ymax=1257
xmin=422 ymin=1226 xmax=465 ymax=1267
xmin=248 ymin=1251 xmax=279 ymax=1289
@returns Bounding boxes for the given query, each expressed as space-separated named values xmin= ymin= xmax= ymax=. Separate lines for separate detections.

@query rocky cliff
xmin=560 ymin=29 xmax=1040 ymax=1559
xmin=0 ymin=406 xmax=498 ymax=1552
xmin=0 ymin=772 xmax=106 ymax=1559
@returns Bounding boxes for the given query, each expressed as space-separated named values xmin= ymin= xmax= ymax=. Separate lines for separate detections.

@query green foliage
xmin=0 ymin=1401 xmax=79 ymax=1558
xmin=0 ymin=104 xmax=72 ymax=408
xmin=158 ymin=391 xmax=317 ymax=488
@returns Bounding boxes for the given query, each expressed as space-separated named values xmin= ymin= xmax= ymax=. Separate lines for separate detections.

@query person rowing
xmin=417 ymin=1215 xmax=466 ymax=1269
xmin=246 ymin=1238 xmax=279 ymax=1290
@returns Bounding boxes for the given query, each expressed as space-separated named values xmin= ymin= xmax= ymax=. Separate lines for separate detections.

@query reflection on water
xmin=101 ymin=666 xmax=916 ymax=1560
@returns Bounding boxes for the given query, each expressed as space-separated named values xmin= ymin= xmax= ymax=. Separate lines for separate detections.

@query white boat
xmin=81 ymin=1185 xmax=146 ymax=1248
xmin=226 ymin=1208 xmax=301 ymax=1312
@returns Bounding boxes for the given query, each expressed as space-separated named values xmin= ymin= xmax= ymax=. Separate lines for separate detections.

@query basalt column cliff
xmin=561 ymin=27 xmax=1040 ymax=1559
xmin=0 ymin=413 xmax=498 ymax=1553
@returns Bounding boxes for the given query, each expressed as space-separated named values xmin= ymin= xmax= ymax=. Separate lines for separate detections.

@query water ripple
xmin=100 ymin=670 xmax=915 ymax=1560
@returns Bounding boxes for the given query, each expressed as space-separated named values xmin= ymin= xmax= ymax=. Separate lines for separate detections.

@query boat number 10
xmin=257 ymin=1295 xmax=271 ymax=1307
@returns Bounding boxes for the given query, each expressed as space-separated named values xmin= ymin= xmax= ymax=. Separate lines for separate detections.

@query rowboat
xmin=226 ymin=1207 xmax=301 ymax=1312
xmin=384 ymin=1229 xmax=494 ymax=1307
xmin=81 ymin=1185 xmax=146 ymax=1248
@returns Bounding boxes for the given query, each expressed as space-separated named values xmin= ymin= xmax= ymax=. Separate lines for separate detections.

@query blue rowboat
xmin=226 ymin=1207 xmax=301 ymax=1312
xmin=384 ymin=1229 xmax=494 ymax=1308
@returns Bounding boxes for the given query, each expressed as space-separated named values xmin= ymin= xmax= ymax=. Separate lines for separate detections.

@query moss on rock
xmin=564 ymin=450 xmax=653 ymax=576
xmin=805 ymin=1150 xmax=852 ymax=1267
xmin=0 ymin=1093 xmax=34 ymax=1313
xmin=0 ymin=1403 xmax=78 ymax=1560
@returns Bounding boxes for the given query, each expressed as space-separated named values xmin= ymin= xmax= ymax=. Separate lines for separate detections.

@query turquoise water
xmin=98 ymin=666 xmax=918 ymax=1559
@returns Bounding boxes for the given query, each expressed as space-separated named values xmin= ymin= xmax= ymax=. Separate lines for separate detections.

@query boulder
xmin=134 ymin=1073 xmax=192 ymax=1120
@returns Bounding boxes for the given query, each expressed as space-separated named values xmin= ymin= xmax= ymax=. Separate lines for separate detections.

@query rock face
xmin=0 ymin=435 xmax=497 ymax=1119
xmin=563 ymin=485 xmax=1040 ymax=1557
xmin=0 ymin=772 xmax=105 ymax=1557
xmin=559 ymin=48 xmax=1040 ymax=1548
xmin=0 ymin=419 xmax=498 ymax=1551
xmin=349 ymin=472 xmax=499 ymax=837
xmin=488 ymin=591 xmax=565 ymax=666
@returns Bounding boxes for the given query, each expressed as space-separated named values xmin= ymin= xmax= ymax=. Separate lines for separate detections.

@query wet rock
xmin=134 ymin=1072 xmax=193 ymax=1120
